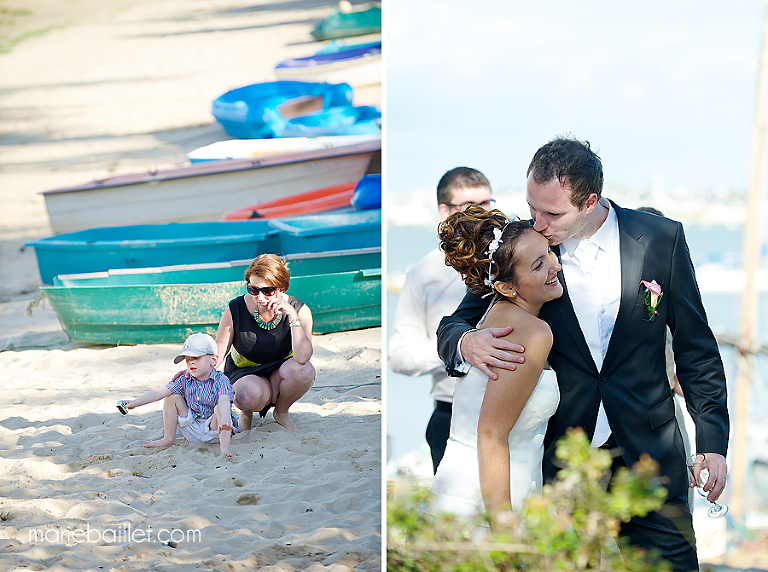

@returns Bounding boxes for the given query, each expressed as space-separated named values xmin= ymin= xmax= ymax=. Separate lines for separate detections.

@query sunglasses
xmin=247 ymin=285 xmax=277 ymax=297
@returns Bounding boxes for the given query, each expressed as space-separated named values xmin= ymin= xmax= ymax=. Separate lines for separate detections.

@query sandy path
xmin=0 ymin=0 xmax=380 ymax=301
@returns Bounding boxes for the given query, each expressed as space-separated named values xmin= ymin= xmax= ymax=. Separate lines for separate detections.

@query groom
xmin=436 ymin=136 xmax=729 ymax=571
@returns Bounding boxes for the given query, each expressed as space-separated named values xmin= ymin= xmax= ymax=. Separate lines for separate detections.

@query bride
xmin=429 ymin=206 xmax=564 ymax=520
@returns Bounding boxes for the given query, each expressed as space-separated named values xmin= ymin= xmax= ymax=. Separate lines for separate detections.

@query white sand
xmin=0 ymin=326 xmax=381 ymax=571
xmin=0 ymin=0 xmax=382 ymax=569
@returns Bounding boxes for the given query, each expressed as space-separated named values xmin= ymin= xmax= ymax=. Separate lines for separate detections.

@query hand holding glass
xmin=687 ymin=454 xmax=728 ymax=518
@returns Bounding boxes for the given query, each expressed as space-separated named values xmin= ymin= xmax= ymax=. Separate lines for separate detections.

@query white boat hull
xmin=186 ymin=134 xmax=379 ymax=163
xmin=42 ymin=141 xmax=379 ymax=234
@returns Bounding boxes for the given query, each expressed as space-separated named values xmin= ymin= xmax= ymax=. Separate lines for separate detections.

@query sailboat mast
xmin=730 ymin=2 xmax=768 ymax=526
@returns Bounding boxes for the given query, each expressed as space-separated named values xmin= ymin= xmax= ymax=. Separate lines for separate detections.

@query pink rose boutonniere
xmin=641 ymin=280 xmax=663 ymax=321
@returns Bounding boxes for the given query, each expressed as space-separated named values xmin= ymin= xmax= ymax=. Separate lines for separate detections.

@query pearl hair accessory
xmin=483 ymin=214 xmax=520 ymax=295
xmin=484 ymin=226 xmax=504 ymax=288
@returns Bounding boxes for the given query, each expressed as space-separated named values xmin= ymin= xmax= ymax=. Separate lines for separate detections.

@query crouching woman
xmin=215 ymin=254 xmax=315 ymax=431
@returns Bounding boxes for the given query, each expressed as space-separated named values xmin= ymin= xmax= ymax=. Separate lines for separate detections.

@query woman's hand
xmin=266 ymin=294 xmax=298 ymax=321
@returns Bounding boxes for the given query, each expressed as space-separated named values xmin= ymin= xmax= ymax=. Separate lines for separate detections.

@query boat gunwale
xmin=51 ymin=247 xmax=382 ymax=283
xmin=25 ymin=229 xmax=279 ymax=249
xmin=41 ymin=267 xmax=383 ymax=293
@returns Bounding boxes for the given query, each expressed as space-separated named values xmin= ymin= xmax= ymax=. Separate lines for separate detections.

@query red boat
xmin=221 ymin=181 xmax=356 ymax=220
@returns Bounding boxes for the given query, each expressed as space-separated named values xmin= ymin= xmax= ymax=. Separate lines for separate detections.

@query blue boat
xmin=276 ymin=41 xmax=380 ymax=72
xmin=279 ymin=105 xmax=380 ymax=137
xmin=25 ymin=210 xmax=381 ymax=284
xmin=212 ymin=81 xmax=353 ymax=139
xmin=351 ymin=174 xmax=381 ymax=210
xmin=274 ymin=41 xmax=381 ymax=88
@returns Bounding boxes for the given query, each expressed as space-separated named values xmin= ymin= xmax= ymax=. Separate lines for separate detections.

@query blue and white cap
xmin=174 ymin=332 xmax=218 ymax=364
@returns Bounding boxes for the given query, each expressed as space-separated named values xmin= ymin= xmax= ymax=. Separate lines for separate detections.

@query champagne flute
xmin=686 ymin=454 xmax=728 ymax=518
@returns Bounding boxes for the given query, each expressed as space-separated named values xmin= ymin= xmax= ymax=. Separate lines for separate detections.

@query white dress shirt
xmin=389 ymin=248 xmax=467 ymax=403
xmin=559 ymin=201 xmax=621 ymax=446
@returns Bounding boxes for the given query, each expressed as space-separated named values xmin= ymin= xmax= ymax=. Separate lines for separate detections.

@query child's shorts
xmin=178 ymin=410 xmax=220 ymax=444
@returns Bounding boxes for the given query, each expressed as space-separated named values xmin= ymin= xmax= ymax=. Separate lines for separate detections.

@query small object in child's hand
xmin=116 ymin=401 xmax=129 ymax=415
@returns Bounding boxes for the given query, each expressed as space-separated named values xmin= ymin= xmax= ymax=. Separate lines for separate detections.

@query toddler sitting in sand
xmin=117 ymin=332 xmax=238 ymax=457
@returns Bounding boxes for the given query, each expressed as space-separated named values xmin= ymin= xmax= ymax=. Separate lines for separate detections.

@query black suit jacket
xmin=436 ymin=202 xmax=729 ymax=500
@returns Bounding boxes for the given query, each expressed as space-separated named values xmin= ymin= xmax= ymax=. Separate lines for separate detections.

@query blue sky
xmin=385 ymin=1 xmax=766 ymax=196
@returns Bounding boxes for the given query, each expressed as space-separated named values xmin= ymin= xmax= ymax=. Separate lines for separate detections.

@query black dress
xmin=223 ymin=294 xmax=305 ymax=386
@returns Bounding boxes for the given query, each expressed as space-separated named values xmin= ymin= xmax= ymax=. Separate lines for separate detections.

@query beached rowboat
xmin=212 ymin=80 xmax=353 ymax=139
xmin=40 ymin=139 xmax=380 ymax=234
xmin=274 ymin=41 xmax=381 ymax=87
xmin=211 ymin=80 xmax=380 ymax=139
xmin=311 ymin=6 xmax=381 ymax=41
xmin=40 ymin=248 xmax=381 ymax=344
xmin=26 ymin=210 xmax=382 ymax=284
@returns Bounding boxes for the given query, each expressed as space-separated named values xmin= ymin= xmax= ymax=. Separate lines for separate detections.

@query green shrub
xmin=387 ymin=428 xmax=673 ymax=571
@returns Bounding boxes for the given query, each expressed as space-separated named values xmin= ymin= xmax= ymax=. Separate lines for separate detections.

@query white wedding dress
xmin=429 ymin=365 xmax=559 ymax=518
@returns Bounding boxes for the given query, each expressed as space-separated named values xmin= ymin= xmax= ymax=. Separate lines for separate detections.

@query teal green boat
xmin=311 ymin=6 xmax=381 ymax=41
xmin=40 ymin=248 xmax=381 ymax=345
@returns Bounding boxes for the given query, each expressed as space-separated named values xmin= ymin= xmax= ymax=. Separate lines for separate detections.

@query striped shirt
xmin=166 ymin=369 xmax=238 ymax=432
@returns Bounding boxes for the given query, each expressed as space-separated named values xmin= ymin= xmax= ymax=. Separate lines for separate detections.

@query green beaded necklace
xmin=254 ymin=309 xmax=283 ymax=330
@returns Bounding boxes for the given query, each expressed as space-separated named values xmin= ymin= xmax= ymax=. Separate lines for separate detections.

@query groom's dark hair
xmin=527 ymin=136 xmax=603 ymax=209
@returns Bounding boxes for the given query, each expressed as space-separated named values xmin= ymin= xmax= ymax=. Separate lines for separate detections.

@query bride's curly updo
xmin=438 ymin=206 xmax=532 ymax=295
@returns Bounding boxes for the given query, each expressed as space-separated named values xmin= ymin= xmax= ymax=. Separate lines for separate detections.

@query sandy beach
xmin=0 ymin=327 xmax=381 ymax=570
xmin=0 ymin=0 xmax=382 ymax=570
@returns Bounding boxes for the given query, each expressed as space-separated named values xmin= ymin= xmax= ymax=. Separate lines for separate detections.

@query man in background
xmin=388 ymin=167 xmax=494 ymax=473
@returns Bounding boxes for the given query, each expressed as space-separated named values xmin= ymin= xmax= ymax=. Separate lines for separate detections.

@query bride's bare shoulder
xmin=483 ymin=302 xmax=553 ymax=355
